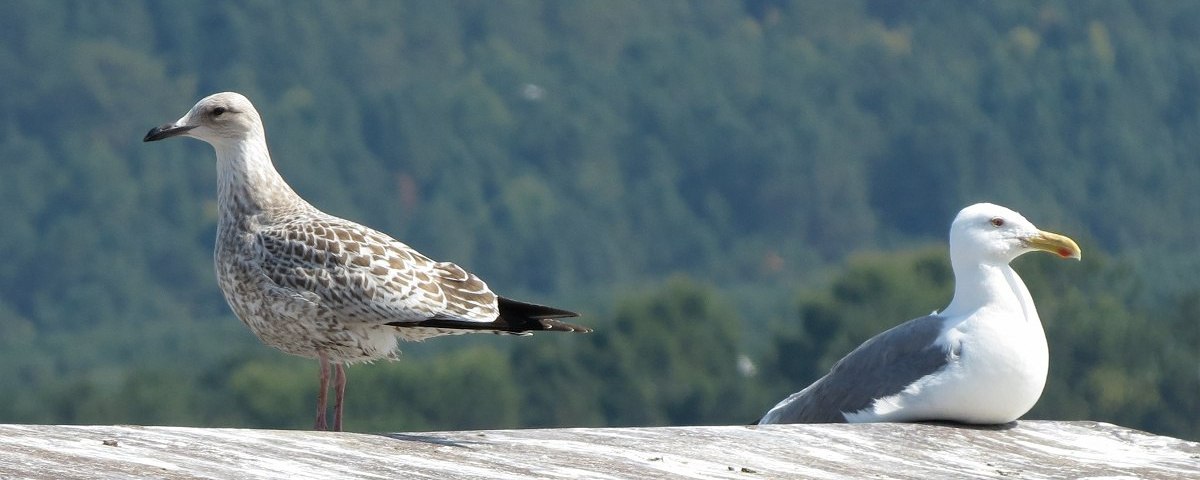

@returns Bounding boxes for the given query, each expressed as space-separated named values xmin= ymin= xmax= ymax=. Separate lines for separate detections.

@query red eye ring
xmin=990 ymin=217 xmax=1005 ymax=227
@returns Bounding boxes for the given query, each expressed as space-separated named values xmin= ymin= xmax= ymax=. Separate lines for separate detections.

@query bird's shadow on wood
xmin=377 ymin=432 xmax=488 ymax=449
xmin=750 ymin=421 xmax=1020 ymax=430
xmin=916 ymin=420 xmax=1019 ymax=431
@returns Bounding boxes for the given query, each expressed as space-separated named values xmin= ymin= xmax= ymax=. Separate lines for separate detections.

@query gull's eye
xmin=212 ymin=107 xmax=227 ymax=117
xmin=990 ymin=217 xmax=1005 ymax=227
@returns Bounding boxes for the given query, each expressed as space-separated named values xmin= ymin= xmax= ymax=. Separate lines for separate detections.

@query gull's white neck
xmin=213 ymin=134 xmax=307 ymax=220
xmin=939 ymin=256 xmax=1038 ymax=324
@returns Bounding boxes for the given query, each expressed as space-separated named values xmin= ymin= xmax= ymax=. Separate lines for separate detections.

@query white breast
xmin=845 ymin=268 xmax=1049 ymax=424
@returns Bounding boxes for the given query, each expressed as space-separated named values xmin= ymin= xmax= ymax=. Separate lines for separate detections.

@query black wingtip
xmin=498 ymin=296 xmax=589 ymax=333
xmin=497 ymin=296 xmax=579 ymax=320
xmin=392 ymin=297 xmax=590 ymax=334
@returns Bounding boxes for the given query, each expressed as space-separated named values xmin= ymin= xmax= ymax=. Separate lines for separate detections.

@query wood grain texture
xmin=0 ymin=422 xmax=1195 ymax=479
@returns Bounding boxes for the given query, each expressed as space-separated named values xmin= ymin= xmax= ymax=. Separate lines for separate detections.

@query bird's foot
xmin=314 ymin=411 xmax=329 ymax=431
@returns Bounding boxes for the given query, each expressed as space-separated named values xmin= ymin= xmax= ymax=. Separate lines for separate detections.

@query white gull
xmin=759 ymin=203 xmax=1081 ymax=425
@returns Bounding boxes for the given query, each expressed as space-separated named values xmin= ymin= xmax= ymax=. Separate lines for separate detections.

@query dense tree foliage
xmin=0 ymin=1 xmax=1195 ymax=440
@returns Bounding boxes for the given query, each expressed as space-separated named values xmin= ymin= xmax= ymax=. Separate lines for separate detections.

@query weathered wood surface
xmin=0 ymin=421 xmax=1195 ymax=479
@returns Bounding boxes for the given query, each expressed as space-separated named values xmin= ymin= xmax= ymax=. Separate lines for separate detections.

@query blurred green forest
xmin=0 ymin=0 xmax=1196 ymax=440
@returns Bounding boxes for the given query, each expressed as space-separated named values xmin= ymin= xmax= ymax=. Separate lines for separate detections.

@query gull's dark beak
xmin=143 ymin=123 xmax=197 ymax=142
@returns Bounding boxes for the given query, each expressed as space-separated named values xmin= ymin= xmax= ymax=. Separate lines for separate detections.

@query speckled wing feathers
xmin=430 ymin=261 xmax=497 ymax=321
xmin=251 ymin=213 xmax=500 ymax=327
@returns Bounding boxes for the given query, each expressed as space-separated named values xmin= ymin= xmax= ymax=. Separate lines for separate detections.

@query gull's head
xmin=143 ymin=92 xmax=264 ymax=146
xmin=949 ymin=203 xmax=1082 ymax=265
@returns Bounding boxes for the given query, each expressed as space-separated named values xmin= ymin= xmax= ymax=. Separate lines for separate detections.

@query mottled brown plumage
xmin=145 ymin=92 xmax=588 ymax=431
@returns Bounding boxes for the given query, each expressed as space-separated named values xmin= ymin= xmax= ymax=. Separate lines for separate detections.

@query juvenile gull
xmin=759 ymin=203 xmax=1081 ymax=425
xmin=145 ymin=92 xmax=589 ymax=431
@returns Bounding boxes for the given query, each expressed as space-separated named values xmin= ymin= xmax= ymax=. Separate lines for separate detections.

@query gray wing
xmin=251 ymin=215 xmax=500 ymax=325
xmin=759 ymin=314 xmax=955 ymax=424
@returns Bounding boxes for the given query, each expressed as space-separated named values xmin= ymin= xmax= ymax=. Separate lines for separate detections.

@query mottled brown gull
xmin=759 ymin=203 xmax=1081 ymax=425
xmin=144 ymin=92 xmax=589 ymax=431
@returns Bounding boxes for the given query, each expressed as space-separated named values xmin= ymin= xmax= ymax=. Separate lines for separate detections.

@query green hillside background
xmin=0 ymin=1 xmax=1196 ymax=439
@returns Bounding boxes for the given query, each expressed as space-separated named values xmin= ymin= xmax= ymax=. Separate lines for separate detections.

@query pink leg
xmin=332 ymin=363 xmax=347 ymax=432
xmin=314 ymin=352 xmax=330 ymax=431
